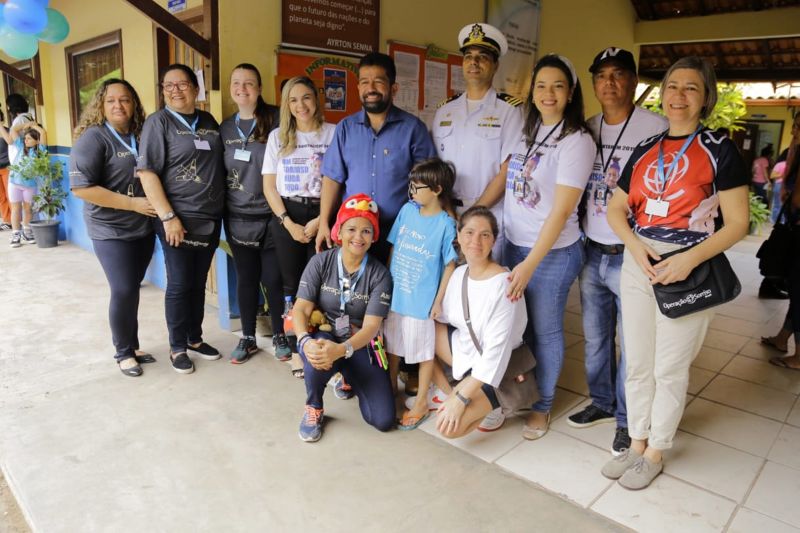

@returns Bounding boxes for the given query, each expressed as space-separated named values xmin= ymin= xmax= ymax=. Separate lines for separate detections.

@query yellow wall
xmin=538 ymin=0 xmax=638 ymax=118
xmin=744 ymin=104 xmax=798 ymax=154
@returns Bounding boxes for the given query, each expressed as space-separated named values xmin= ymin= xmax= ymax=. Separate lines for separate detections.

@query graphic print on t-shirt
xmin=176 ymin=159 xmax=202 ymax=183
xmin=281 ymin=148 xmax=325 ymax=196
xmin=509 ymin=151 xmax=542 ymax=209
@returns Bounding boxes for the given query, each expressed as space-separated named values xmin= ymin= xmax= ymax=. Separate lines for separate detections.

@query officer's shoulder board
xmin=437 ymin=93 xmax=462 ymax=109
xmin=497 ymin=92 xmax=523 ymax=107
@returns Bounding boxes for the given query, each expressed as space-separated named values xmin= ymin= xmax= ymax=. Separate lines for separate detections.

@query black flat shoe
xmin=118 ymin=359 xmax=143 ymax=377
xmin=134 ymin=353 xmax=157 ymax=364
xmin=187 ymin=342 xmax=221 ymax=360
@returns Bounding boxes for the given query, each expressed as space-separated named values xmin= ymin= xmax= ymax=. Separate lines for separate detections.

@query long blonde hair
xmin=278 ymin=76 xmax=324 ymax=156
xmin=73 ymin=79 xmax=146 ymax=140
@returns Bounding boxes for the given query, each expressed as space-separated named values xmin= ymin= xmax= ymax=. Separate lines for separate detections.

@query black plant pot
xmin=30 ymin=220 xmax=60 ymax=248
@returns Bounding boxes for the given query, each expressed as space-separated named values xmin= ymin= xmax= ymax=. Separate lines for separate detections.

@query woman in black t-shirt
xmin=604 ymin=57 xmax=749 ymax=489
xmin=138 ymin=63 xmax=226 ymax=375
xmin=220 ymin=63 xmax=290 ymax=365
xmin=70 ymin=79 xmax=156 ymax=377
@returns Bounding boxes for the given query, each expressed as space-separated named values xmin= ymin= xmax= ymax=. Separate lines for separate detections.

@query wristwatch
xmin=455 ymin=392 xmax=471 ymax=406
xmin=343 ymin=341 xmax=354 ymax=359
xmin=278 ymin=212 xmax=289 ymax=225
xmin=161 ymin=211 xmax=176 ymax=222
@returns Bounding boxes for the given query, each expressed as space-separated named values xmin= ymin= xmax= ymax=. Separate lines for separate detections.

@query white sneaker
xmin=478 ymin=407 xmax=506 ymax=432
xmin=405 ymin=386 xmax=446 ymax=411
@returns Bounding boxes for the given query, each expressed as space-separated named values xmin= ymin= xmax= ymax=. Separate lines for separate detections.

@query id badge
xmin=513 ymin=175 xmax=527 ymax=199
xmin=334 ymin=314 xmax=349 ymax=335
xmin=194 ymin=139 xmax=211 ymax=151
xmin=645 ymin=197 xmax=670 ymax=217
xmin=234 ymin=149 xmax=251 ymax=162
xmin=593 ymin=183 xmax=608 ymax=206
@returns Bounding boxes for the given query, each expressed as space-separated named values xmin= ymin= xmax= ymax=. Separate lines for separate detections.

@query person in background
xmin=751 ymin=144 xmax=773 ymax=203
xmin=7 ymin=123 xmax=47 ymax=247
xmin=567 ymin=47 xmax=667 ymax=456
xmin=138 ymin=63 xmax=226 ymax=375
xmin=604 ymin=56 xmax=749 ymax=490
xmin=0 ymin=104 xmax=12 ymax=230
xmin=221 ymin=63 xmax=288 ymax=364
xmin=70 ymin=79 xmax=157 ymax=377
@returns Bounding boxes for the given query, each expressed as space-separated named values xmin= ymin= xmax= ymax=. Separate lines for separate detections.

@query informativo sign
xmin=282 ymin=0 xmax=379 ymax=57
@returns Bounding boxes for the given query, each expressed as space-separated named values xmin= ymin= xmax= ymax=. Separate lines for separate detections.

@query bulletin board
xmin=387 ymin=41 xmax=464 ymax=128
xmin=275 ymin=49 xmax=362 ymax=124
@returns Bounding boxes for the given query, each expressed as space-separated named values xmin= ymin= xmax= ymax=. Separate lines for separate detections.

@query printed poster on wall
xmin=282 ymin=0 xmax=379 ymax=57
xmin=488 ymin=0 xmax=540 ymax=100
xmin=323 ymin=68 xmax=347 ymax=111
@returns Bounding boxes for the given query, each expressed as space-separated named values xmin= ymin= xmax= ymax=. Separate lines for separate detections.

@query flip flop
xmin=761 ymin=337 xmax=789 ymax=353
xmin=769 ymin=356 xmax=800 ymax=371
xmin=397 ymin=410 xmax=430 ymax=431
xmin=134 ymin=353 xmax=157 ymax=364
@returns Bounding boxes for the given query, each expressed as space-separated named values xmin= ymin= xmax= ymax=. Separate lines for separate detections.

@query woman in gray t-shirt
xmin=138 ymin=64 xmax=226 ymax=375
xmin=69 ymin=79 xmax=157 ymax=377
xmin=292 ymin=194 xmax=394 ymax=442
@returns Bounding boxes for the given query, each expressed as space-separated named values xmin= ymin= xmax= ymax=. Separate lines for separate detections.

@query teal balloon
xmin=1 ymin=26 xmax=39 ymax=59
xmin=36 ymin=8 xmax=69 ymax=44
xmin=3 ymin=0 xmax=47 ymax=35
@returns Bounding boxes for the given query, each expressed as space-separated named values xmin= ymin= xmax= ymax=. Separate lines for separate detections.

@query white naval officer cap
xmin=458 ymin=23 xmax=508 ymax=58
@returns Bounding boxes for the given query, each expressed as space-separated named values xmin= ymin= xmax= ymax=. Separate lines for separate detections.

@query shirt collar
xmin=357 ymin=104 xmax=402 ymax=127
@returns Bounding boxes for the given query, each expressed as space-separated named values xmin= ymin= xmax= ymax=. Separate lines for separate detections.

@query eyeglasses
xmin=408 ymin=182 xmax=431 ymax=194
xmin=161 ymin=81 xmax=192 ymax=92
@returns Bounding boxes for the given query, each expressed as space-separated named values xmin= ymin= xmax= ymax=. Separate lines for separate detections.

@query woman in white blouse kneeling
xmin=433 ymin=205 xmax=528 ymax=438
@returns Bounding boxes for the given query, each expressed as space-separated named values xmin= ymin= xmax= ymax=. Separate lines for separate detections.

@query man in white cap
xmin=433 ymin=23 xmax=523 ymax=263
xmin=566 ymin=47 xmax=667 ymax=455
xmin=430 ymin=23 xmax=523 ymax=432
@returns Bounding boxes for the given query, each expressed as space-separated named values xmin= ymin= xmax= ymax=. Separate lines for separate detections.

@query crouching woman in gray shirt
xmin=292 ymin=193 xmax=395 ymax=442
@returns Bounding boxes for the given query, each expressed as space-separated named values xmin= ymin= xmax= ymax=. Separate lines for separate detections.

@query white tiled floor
xmin=414 ymin=235 xmax=800 ymax=532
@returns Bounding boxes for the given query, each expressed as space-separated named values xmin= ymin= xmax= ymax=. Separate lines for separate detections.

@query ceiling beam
xmin=123 ymin=0 xmax=209 ymax=57
xmin=640 ymin=68 xmax=800 ymax=82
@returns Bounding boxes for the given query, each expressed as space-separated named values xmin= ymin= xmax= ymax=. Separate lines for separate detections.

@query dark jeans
xmin=299 ymin=332 xmax=395 ymax=431
xmin=156 ymin=220 xmax=220 ymax=353
xmin=269 ymin=200 xmax=318 ymax=297
xmin=92 ymin=234 xmax=156 ymax=362
xmin=229 ymin=240 xmax=285 ymax=338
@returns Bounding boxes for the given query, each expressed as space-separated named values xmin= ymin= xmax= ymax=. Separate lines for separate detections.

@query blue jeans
xmin=505 ymin=239 xmax=584 ymax=413
xmin=156 ymin=220 xmax=221 ymax=353
xmin=579 ymin=242 xmax=627 ymax=427
xmin=771 ymin=181 xmax=784 ymax=224
xmin=300 ymin=332 xmax=396 ymax=431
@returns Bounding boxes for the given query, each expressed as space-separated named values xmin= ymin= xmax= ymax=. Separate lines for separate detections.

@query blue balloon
xmin=3 ymin=0 xmax=47 ymax=35
xmin=0 ymin=26 xmax=39 ymax=60
xmin=30 ymin=0 xmax=50 ymax=7
xmin=0 ymin=6 xmax=5 ymax=29
xmin=36 ymin=8 xmax=69 ymax=44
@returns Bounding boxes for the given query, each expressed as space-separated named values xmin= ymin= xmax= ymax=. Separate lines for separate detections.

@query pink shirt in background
xmin=752 ymin=156 xmax=769 ymax=184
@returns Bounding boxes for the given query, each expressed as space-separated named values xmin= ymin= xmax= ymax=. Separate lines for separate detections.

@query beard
xmin=361 ymin=92 xmax=391 ymax=114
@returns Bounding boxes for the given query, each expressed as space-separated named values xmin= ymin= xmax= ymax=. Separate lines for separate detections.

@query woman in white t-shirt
xmin=486 ymin=54 xmax=596 ymax=440
xmin=262 ymin=76 xmax=336 ymax=309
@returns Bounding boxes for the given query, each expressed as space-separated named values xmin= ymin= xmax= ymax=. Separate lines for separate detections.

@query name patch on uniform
xmin=439 ymin=121 xmax=452 ymax=127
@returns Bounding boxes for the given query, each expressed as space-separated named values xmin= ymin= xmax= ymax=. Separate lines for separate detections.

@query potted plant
xmin=749 ymin=191 xmax=770 ymax=235
xmin=9 ymin=149 xmax=67 ymax=248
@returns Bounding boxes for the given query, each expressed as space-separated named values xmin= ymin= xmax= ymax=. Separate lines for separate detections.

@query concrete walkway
xmin=0 ymin=241 xmax=623 ymax=532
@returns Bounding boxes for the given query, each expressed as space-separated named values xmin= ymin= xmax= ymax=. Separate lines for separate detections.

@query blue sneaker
xmin=333 ymin=374 xmax=354 ymax=400
xmin=299 ymin=405 xmax=324 ymax=442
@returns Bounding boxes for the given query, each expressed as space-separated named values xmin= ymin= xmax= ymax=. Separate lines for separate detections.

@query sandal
xmin=398 ymin=410 xmax=430 ymax=431
xmin=769 ymin=356 xmax=800 ymax=371
xmin=761 ymin=337 xmax=789 ymax=353
xmin=118 ymin=357 xmax=143 ymax=377
xmin=290 ymin=353 xmax=304 ymax=379
xmin=292 ymin=368 xmax=305 ymax=379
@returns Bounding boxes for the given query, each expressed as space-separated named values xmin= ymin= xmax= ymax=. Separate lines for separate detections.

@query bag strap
xmin=460 ymin=267 xmax=483 ymax=356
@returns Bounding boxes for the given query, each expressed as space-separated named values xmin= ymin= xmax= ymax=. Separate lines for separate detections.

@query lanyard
xmin=166 ymin=108 xmax=200 ymax=136
xmin=104 ymin=122 xmax=138 ymax=158
xmin=523 ymin=119 xmax=563 ymax=164
xmin=656 ymin=126 xmax=701 ymax=196
xmin=336 ymin=249 xmax=368 ymax=312
xmin=597 ymin=109 xmax=633 ymax=174
xmin=234 ymin=113 xmax=256 ymax=150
